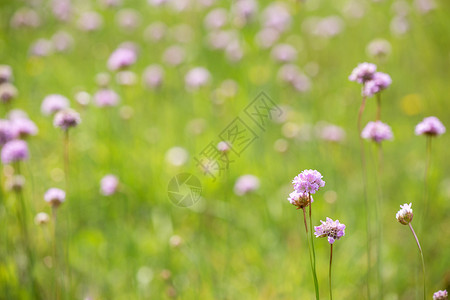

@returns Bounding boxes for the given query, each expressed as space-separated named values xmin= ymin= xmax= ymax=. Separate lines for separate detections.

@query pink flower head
xmin=433 ymin=290 xmax=448 ymax=300
xmin=44 ymin=188 xmax=66 ymax=207
xmin=0 ymin=83 xmax=18 ymax=103
xmin=100 ymin=174 xmax=119 ymax=196
xmin=142 ymin=65 xmax=164 ymax=89
xmin=415 ymin=116 xmax=445 ymax=136
xmin=314 ymin=217 xmax=346 ymax=244
xmin=287 ymin=190 xmax=313 ymax=209
xmin=1 ymin=140 xmax=29 ymax=164
xmin=107 ymin=47 xmax=137 ymax=71
xmin=349 ymin=62 xmax=377 ymax=84
xmin=292 ymin=169 xmax=325 ymax=194
xmin=271 ymin=43 xmax=297 ymax=63
xmin=361 ymin=121 xmax=393 ymax=143
xmin=185 ymin=67 xmax=211 ymax=90
xmin=41 ymin=94 xmax=70 ymax=116
xmin=94 ymin=89 xmax=120 ymax=107
xmin=0 ymin=120 xmax=15 ymax=146
xmin=234 ymin=174 xmax=260 ymax=196
xmin=396 ymin=203 xmax=413 ymax=225
xmin=363 ymin=72 xmax=392 ymax=97
xmin=0 ymin=65 xmax=13 ymax=84
xmin=53 ymin=109 xmax=81 ymax=130
xmin=11 ymin=118 xmax=38 ymax=138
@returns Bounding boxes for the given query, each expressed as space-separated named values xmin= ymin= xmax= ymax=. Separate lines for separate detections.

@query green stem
xmin=408 ymin=223 xmax=426 ymax=300
xmin=329 ymin=244 xmax=333 ymax=300
xmin=302 ymin=208 xmax=317 ymax=299
xmin=423 ymin=136 xmax=432 ymax=222
xmin=376 ymin=93 xmax=381 ymax=121
xmin=357 ymin=95 xmax=371 ymax=300
xmin=374 ymin=143 xmax=384 ymax=299
xmin=52 ymin=207 xmax=59 ymax=300
xmin=308 ymin=195 xmax=319 ymax=300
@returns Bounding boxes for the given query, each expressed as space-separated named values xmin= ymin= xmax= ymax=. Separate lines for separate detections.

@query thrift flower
xmin=361 ymin=121 xmax=393 ymax=143
xmin=415 ymin=116 xmax=446 ymax=136
xmin=94 ymin=89 xmax=120 ymax=107
xmin=11 ymin=118 xmax=38 ymax=138
xmin=53 ymin=109 xmax=81 ymax=130
xmin=292 ymin=169 xmax=325 ymax=194
xmin=396 ymin=203 xmax=413 ymax=225
xmin=41 ymin=94 xmax=70 ymax=115
xmin=314 ymin=217 xmax=346 ymax=244
xmin=349 ymin=62 xmax=377 ymax=84
xmin=35 ymin=212 xmax=50 ymax=225
xmin=234 ymin=175 xmax=260 ymax=196
xmin=100 ymin=174 xmax=119 ymax=196
xmin=44 ymin=188 xmax=66 ymax=208
xmin=287 ymin=190 xmax=313 ymax=209
xmin=1 ymin=140 xmax=29 ymax=164
xmin=107 ymin=47 xmax=137 ymax=71
xmin=433 ymin=290 xmax=448 ymax=300
xmin=0 ymin=120 xmax=15 ymax=146
xmin=363 ymin=72 xmax=392 ymax=97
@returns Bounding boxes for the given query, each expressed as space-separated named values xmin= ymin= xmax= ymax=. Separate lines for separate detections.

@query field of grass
xmin=0 ymin=0 xmax=449 ymax=299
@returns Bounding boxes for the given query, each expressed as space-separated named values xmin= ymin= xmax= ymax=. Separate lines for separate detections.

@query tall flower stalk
xmin=396 ymin=203 xmax=426 ymax=300
xmin=314 ymin=217 xmax=346 ymax=300
xmin=289 ymin=169 xmax=325 ymax=300
xmin=414 ymin=116 xmax=445 ymax=224
xmin=44 ymin=188 xmax=66 ymax=300
xmin=350 ymin=62 xmax=392 ymax=299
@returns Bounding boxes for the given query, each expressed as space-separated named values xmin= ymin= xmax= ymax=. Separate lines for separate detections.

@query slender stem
xmin=302 ymin=208 xmax=318 ymax=299
xmin=308 ymin=195 xmax=320 ymax=300
xmin=15 ymin=163 xmax=41 ymax=299
xmin=52 ymin=207 xmax=60 ymax=300
xmin=329 ymin=244 xmax=333 ymax=300
xmin=408 ymin=223 xmax=426 ymax=300
xmin=374 ymin=143 xmax=384 ymax=298
xmin=357 ymin=95 xmax=371 ymax=300
xmin=423 ymin=136 xmax=432 ymax=222
xmin=63 ymin=130 xmax=71 ymax=296
xmin=63 ymin=130 xmax=69 ymax=192
xmin=376 ymin=93 xmax=381 ymax=121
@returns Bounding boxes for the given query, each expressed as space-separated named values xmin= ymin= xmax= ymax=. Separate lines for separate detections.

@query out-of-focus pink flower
xmin=100 ymin=174 xmax=119 ymax=196
xmin=116 ymin=9 xmax=141 ymax=31
xmin=144 ymin=22 xmax=167 ymax=42
xmin=10 ymin=8 xmax=41 ymax=28
xmin=30 ymin=39 xmax=53 ymax=57
xmin=143 ymin=65 xmax=164 ymax=89
xmin=52 ymin=0 xmax=72 ymax=22
xmin=204 ymin=8 xmax=227 ymax=30
xmin=41 ymin=94 xmax=70 ymax=116
xmin=94 ymin=89 xmax=120 ymax=107
xmin=271 ymin=43 xmax=297 ymax=63
xmin=261 ymin=2 xmax=291 ymax=32
xmin=78 ymin=11 xmax=103 ymax=32
xmin=185 ymin=67 xmax=211 ymax=90
xmin=52 ymin=31 xmax=74 ymax=53
xmin=162 ymin=45 xmax=185 ymax=66
xmin=234 ymin=174 xmax=260 ymax=196
xmin=107 ymin=47 xmax=137 ymax=71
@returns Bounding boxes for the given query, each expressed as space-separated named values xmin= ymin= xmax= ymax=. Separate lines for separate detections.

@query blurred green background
xmin=0 ymin=0 xmax=449 ymax=299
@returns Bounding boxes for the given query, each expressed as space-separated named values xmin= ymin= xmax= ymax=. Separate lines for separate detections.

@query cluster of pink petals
xmin=292 ymin=169 xmax=325 ymax=194
xmin=314 ymin=217 xmax=346 ymax=244
xmin=363 ymin=72 xmax=392 ymax=97
xmin=234 ymin=174 xmax=260 ymax=196
xmin=287 ymin=190 xmax=313 ymax=209
xmin=44 ymin=188 xmax=66 ymax=207
xmin=415 ymin=116 xmax=446 ymax=136
xmin=107 ymin=47 xmax=137 ymax=71
xmin=100 ymin=175 xmax=120 ymax=196
xmin=433 ymin=290 xmax=448 ymax=300
xmin=349 ymin=62 xmax=377 ymax=84
xmin=1 ymin=140 xmax=29 ymax=164
xmin=361 ymin=121 xmax=393 ymax=143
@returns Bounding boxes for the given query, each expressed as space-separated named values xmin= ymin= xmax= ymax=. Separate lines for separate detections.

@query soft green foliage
xmin=0 ymin=0 xmax=449 ymax=299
